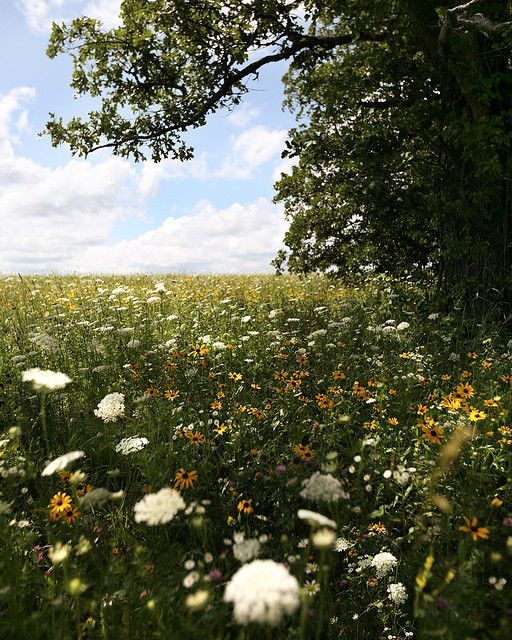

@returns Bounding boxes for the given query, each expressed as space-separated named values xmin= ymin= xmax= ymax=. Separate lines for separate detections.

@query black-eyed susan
xmin=174 ymin=469 xmax=198 ymax=491
xmin=164 ymin=389 xmax=180 ymax=401
xmin=421 ymin=423 xmax=444 ymax=444
xmin=186 ymin=431 xmax=206 ymax=445
xmin=237 ymin=498 xmax=254 ymax=515
xmin=62 ymin=505 xmax=80 ymax=524
xmin=459 ymin=516 xmax=489 ymax=541
xmin=294 ymin=443 xmax=315 ymax=461
xmin=48 ymin=491 xmax=72 ymax=515
xmin=467 ymin=407 xmax=487 ymax=422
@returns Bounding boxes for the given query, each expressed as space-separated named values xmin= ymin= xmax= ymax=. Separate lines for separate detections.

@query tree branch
xmin=86 ymin=30 xmax=387 ymax=155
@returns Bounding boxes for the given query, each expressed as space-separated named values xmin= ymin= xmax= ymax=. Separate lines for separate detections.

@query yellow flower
xmin=62 ymin=505 xmax=80 ymax=524
xmin=421 ymin=424 xmax=444 ymax=444
xmin=491 ymin=498 xmax=503 ymax=508
xmin=48 ymin=491 xmax=72 ymax=514
xmin=237 ymin=499 xmax=254 ymax=515
xmin=294 ymin=444 xmax=315 ymax=461
xmin=174 ymin=469 xmax=197 ymax=491
xmin=164 ymin=389 xmax=180 ymax=401
xmin=459 ymin=516 xmax=489 ymax=541
xmin=213 ymin=423 xmax=229 ymax=435
xmin=467 ymin=408 xmax=487 ymax=422
xmin=388 ymin=417 xmax=399 ymax=426
xmin=185 ymin=431 xmax=206 ymax=445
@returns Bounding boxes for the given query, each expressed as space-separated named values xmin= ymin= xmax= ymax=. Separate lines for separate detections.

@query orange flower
xmin=388 ymin=417 xmax=399 ymax=426
xmin=459 ymin=516 xmax=489 ymax=541
xmin=185 ymin=431 xmax=206 ymax=445
xmin=294 ymin=443 xmax=315 ymax=461
xmin=164 ymin=389 xmax=180 ymax=401
xmin=48 ymin=491 xmax=72 ymax=514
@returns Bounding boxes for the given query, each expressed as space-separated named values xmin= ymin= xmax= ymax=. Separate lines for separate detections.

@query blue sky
xmin=0 ymin=0 xmax=299 ymax=273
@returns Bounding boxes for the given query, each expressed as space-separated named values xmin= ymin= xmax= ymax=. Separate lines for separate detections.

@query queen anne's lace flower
xmin=115 ymin=436 xmax=148 ymax=455
xmin=22 ymin=368 xmax=72 ymax=392
xmin=371 ymin=551 xmax=398 ymax=577
xmin=42 ymin=451 xmax=85 ymax=476
xmin=134 ymin=488 xmax=185 ymax=525
xmin=224 ymin=560 xmax=300 ymax=626
xmin=233 ymin=535 xmax=261 ymax=563
xmin=300 ymin=472 xmax=345 ymax=503
xmin=94 ymin=392 xmax=125 ymax=422
xmin=387 ymin=582 xmax=408 ymax=605
xmin=297 ymin=509 xmax=337 ymax=529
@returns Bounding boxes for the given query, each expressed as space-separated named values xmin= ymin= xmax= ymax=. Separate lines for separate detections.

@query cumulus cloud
xmin=218 ymin=125 xmax=287 ymax=179
xmin=18 ymin=0 xmax=122 ymax=33
xmin=65 ymin=198 xmax=288 ymax=273
xmin=0 ymin=87 xmax=137 ymax=272
xmin=227 ymin=103 xmax=262 ymax=128
xmin=0 ymin=87 xmax=288 ymax=274
xmin=272 ymin=154 xmax=299 ymax=182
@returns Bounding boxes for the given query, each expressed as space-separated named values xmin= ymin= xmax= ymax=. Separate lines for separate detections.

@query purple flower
xmin=208 ymin=568 xmax=222 ymax=582
xmin=435 ymin=597 xmax=449 ymax=611
xmin=275 ymin=464 xmax=287 ymax=475
xmin=502 ymin=517 xmax=512 ymax=527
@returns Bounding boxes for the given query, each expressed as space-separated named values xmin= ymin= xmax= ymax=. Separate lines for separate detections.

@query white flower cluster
xmin=387 ymin=582 xmax=407 ymax=605
xmin=134 ymin=488 xmax=185 ymax=525
xmin=300 ymin=472 xmax=345 ymax=503
xmin=42 ymin=451 xmax=85 ymax=476
xmin=22 ymin=368 xmax=72 ymax=392
xmin=233 ymin=533 xmax=261 ymax=563
xmin=224 ymin=560 xmax=300 ymax=626
xmin=297 ymin=509 xmax=337 ymax=529
xmin=94 ymin=392 xmax=125 ymax=422
xmin=371 ymin=551 xmax=398 ymax=577
xmin=115 ymin=436 xmax=148 ymax=455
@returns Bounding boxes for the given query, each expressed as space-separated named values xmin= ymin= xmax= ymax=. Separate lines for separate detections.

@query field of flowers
xmin=0 ymin=274 xmax=510 ymax=639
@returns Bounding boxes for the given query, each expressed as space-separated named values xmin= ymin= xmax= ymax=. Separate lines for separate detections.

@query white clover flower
xmin=22 ymin=368 xmax=72 ymax=392
xmin=297 ymin=509 xmax=337 ymax=529
xmin=41 ymin=451 xmax=85 ymax=477
xmin=94 ymin=392 xmax=125 ymax=422
xmin=300 ymin=472 xmax=345 ymax=503
xmin=387 ymin=582 xmax=407 ymax=605
xmin=371 ymin=551 xmax=398 ymax=577
xmin=115 ymin=436 xmax=148 ymax=455
xmin=134 ymin=488 xmax=185 ymax=525
xmin=224 ymin=560 xmax=300 ymax=626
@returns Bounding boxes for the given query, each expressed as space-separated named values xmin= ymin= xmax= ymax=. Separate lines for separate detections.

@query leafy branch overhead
xmin=44 ymin=0 xmax=388 ymax=162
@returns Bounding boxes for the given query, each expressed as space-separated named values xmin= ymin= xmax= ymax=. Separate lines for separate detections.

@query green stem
xmin=40 ymin=391 xmax=50 ymax=455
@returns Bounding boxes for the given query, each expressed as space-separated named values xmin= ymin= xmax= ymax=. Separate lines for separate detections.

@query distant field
xmin=0 ymin=274 xmax=510 ymax=639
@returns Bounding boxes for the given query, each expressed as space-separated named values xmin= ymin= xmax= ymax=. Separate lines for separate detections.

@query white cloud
xmin=227 ymin=103 xmax=262 ymax=128
xmin=272 ymin=154 xmax=299 ymax=182
xmin=218 ymin=125 xmax=287 ymax=179
xmin=18 ymin=0 xmax=122 ymax=33
xmin=0 ymin=87 xmax=138 ymax=272
xmin=0 ymin=87 xmax=288 ymax=274
xmin=65 ymin=198 xmax=288 ymax=273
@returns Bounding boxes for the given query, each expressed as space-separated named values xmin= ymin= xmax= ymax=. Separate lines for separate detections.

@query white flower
xmin=311 ymin=528 xmax=337 ymax=549
xmin=94 ymin=392 xmax=125 ymax=422
xmin=233 ymin=538 xmax=261 ymax=563
xmin=224 ymin=560 xmax=300 ymax=626
xmin=334 ymin=537 xmax=354 ymax=552
xmin=186 ymin=589 xmax=210 ymax=611
xmin=115 ymin=436 xmax=148 ymax=455
xmin=48 ymin=542 xmax=71 ymax=565
xmin=22 ymin=368 xmax=72 ymax=392
xmin=396 ymin=322 xmax=410 ymax=331
xmin=134 ymin=488 xmax=185 ymax=525
xmin=387 ymin=582 xmax=407 ymax=605
xmin=183 ymin=571 xmax=200 ymax=588
xmin=300 ymin=472 xmax=345 ymax=503
xmin=79 ymin=488 xmax=124 ymax=509
xmin=371 ymin=552 xmax=398 ymax=577
xmin=297 ymin=509 xmax=337 ymax=529
xmin=41 ymin=451 xmax=85 ymax=477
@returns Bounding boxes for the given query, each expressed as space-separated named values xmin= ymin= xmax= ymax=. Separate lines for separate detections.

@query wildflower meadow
xmin=0 ymin=274 xmax=511 ymax=639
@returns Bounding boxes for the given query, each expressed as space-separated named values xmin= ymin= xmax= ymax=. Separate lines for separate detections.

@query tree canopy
xmin=45 ymin=0 xmax=512 ymax=310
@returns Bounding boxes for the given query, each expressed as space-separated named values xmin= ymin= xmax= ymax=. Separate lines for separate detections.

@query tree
xmin=45 ymin=0 xmax=512 ymax=310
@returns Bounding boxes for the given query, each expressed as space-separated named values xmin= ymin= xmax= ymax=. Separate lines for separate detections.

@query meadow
xmin=0 ymin=274 xmax=510 ymax=639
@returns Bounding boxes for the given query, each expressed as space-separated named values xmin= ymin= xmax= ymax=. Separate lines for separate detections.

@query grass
xmin=0 ymin=273 xmax=510 ymax=639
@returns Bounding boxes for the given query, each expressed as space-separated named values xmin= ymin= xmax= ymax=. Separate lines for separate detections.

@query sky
xmin=0 ymin=0 xmax=299 ymax=274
